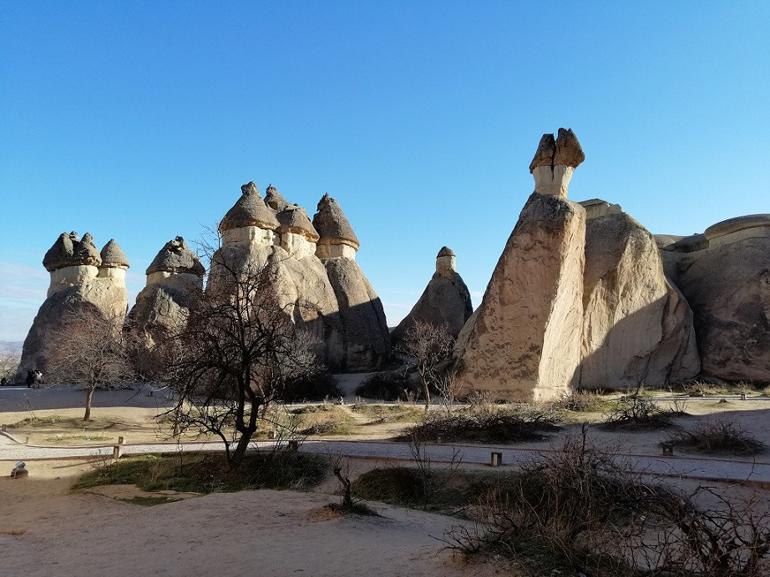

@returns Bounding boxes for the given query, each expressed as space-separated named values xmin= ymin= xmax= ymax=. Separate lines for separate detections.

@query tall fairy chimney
xmin=312 ymin=193 xmax=360 ymax=260
xmin=218 ymin=182 xmax=280 ymax=247
xmin=97 ymin=239 xmax=130 ymax=288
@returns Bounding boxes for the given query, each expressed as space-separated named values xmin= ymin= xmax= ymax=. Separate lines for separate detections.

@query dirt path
xmin=0 ymin=482 xmax=500 ymax=577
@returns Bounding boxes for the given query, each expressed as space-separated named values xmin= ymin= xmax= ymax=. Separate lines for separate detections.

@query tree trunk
xmin=83 ymin=387 xmax=95 ymax=421
xmin=229 ymin=429 xmax=255 ymax=469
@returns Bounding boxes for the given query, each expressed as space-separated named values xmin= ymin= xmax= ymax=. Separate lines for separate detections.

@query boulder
xmin=670 ymin=214 xmax=770 ymax=381
xmin=579 ymin=202 xmax=700 ymax=389
xmin=392 ymin=246 xmax=473 ymax=342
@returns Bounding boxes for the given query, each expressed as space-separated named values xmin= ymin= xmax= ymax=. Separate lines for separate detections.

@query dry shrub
xmin=550 ymin=390 xmax=613 ymax=413
xmin=601 ymin=395 xmax=676 ymax=430
xmin=356 ymin=369 xmax=415 ymax=401
xmin=445 ymin=427 xmax=770 ymax=577
xmin=666 ymin=421 xmax=766 ymax=456
xmin=400 ymin=407 xmax=559 ymax=444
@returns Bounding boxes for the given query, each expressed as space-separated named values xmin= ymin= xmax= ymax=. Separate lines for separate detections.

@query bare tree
xmin=0 ymin=353 xmax=19 ymax=383
xmin=161 ymin=240 xmax=321 ymax=469
xmin=45 ymin=308 xmax=133 ymax=421
xmin=434 ymin=371 xmax=464 ymax=416
xmin=397 ymin=320 xmax=456 ymax=411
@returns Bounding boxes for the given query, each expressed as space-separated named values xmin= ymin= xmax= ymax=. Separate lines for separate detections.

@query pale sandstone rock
xmin=670 ymin=214 xmax=770 ymax=381
xmin=17 ymin=235 xmax=129 ymax=380
xmin=455 ymin=192 xmax=587 ymax=401
xmin=579 ymin=204 xmax=700 ymax=389
xmin=392 ymin=246 xmax=473 ymax=342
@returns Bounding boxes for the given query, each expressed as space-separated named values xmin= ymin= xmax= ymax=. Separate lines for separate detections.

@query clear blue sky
xmin=1 ymin=1 xmax=769 ymax=342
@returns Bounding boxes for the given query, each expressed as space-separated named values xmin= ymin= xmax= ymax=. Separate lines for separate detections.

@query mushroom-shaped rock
xmin=219 ymin=182 xmax=280 ymax=232
xmin=100 ymin=239 xmax=129 ymax=268
xmin=436 ymin=246 xmax=457 ymax=275
xmin=76 ymin=233 xmax=102 ymax=267
xmin=43 ymin=233 xmax=77 ymax=272
xmin=529 ymin=128 xmax=584 ymax=197
xmin=146 ymin=237 xmax=205 ymax=276
xmin=265 ymin=184 xmax=289 ymax=212
xmin=312 ymin=193 xmax=360 ymax=251
xmin=277 ymin=204 xmax=320 ymax=242
xmin=43 ymin=232 xmax=101 ymax=271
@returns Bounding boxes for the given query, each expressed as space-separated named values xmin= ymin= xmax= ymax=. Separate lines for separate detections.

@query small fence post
xmin=113 ymin=436 xmax=125 ymax=460
xmin=490 ymin=452 xmax=503 ymax=467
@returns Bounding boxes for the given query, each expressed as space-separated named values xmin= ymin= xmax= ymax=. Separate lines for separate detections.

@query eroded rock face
xmin=455 ymin=192 xmax=587 ymax=401
xmin=666 ymin=215 xmax=770 ymax=381
xmin=17 ymin=234 xmax=129 ymax=381
xmin=323 ymin=257 xmax=390 ymax=370
xmin=579 ymin=203 xmax=700 ymax=389
xmin=392 ymin=246 xmax=472 ymax=342
xmin=125 ymin=237 xmax=204 ymax=376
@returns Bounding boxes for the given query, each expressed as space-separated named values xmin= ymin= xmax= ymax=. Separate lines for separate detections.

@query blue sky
xmin=1 ymin=1 xmax=769 ymax=342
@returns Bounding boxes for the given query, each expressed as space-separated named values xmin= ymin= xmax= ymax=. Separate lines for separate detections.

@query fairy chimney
xmin=529 ymin=128 xmax=585 ymax=197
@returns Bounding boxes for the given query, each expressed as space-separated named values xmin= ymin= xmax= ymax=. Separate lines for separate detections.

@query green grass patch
xmin=74 ymin=450 xmax=329 ymax=494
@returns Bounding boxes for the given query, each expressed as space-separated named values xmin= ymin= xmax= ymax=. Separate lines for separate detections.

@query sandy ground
xmin=0 ymin=459 xmax=505 ymax=577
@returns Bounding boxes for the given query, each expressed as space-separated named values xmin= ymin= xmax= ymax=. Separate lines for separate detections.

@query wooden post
xmin=113 ymin=436 xmax=125 ymax=460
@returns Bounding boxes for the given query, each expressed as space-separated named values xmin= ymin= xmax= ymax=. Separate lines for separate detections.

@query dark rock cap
xmin=146 ymin=236 xmax=205 ymax=276
xmin=219 ymin=182 xmax=280 ymax=232
xmin=312 ymin=193 xmax=360 ymax=248
xmin=264 ymin=184 xmax=289 ymax=212
xmin=43 ymin=231 xmax=102 ymax=271
xmin=437 ymin=246 xmax=455 ymax=258
xmin=277 ymin=204 xmax=320 ymax=242
xmin=529 ymin=128 xmax=585 ymax=172
xmin=100 ymin=239 xmax=130 ymax=268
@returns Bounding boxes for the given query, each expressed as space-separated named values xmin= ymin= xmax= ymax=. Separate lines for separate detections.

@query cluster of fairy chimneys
xmin=217 ymin=182 xmax=362 ymax=259
xmin=43 ymin=232 xmax=130 ymax=297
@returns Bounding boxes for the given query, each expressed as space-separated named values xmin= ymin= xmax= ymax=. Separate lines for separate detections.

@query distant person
xmin=26 ymin=370 xmax=35 ymax=388
xmin=0 ymin=377 xmax=7 ymax=386
xmin=34 ymin=370 xmax=43 ymax=388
